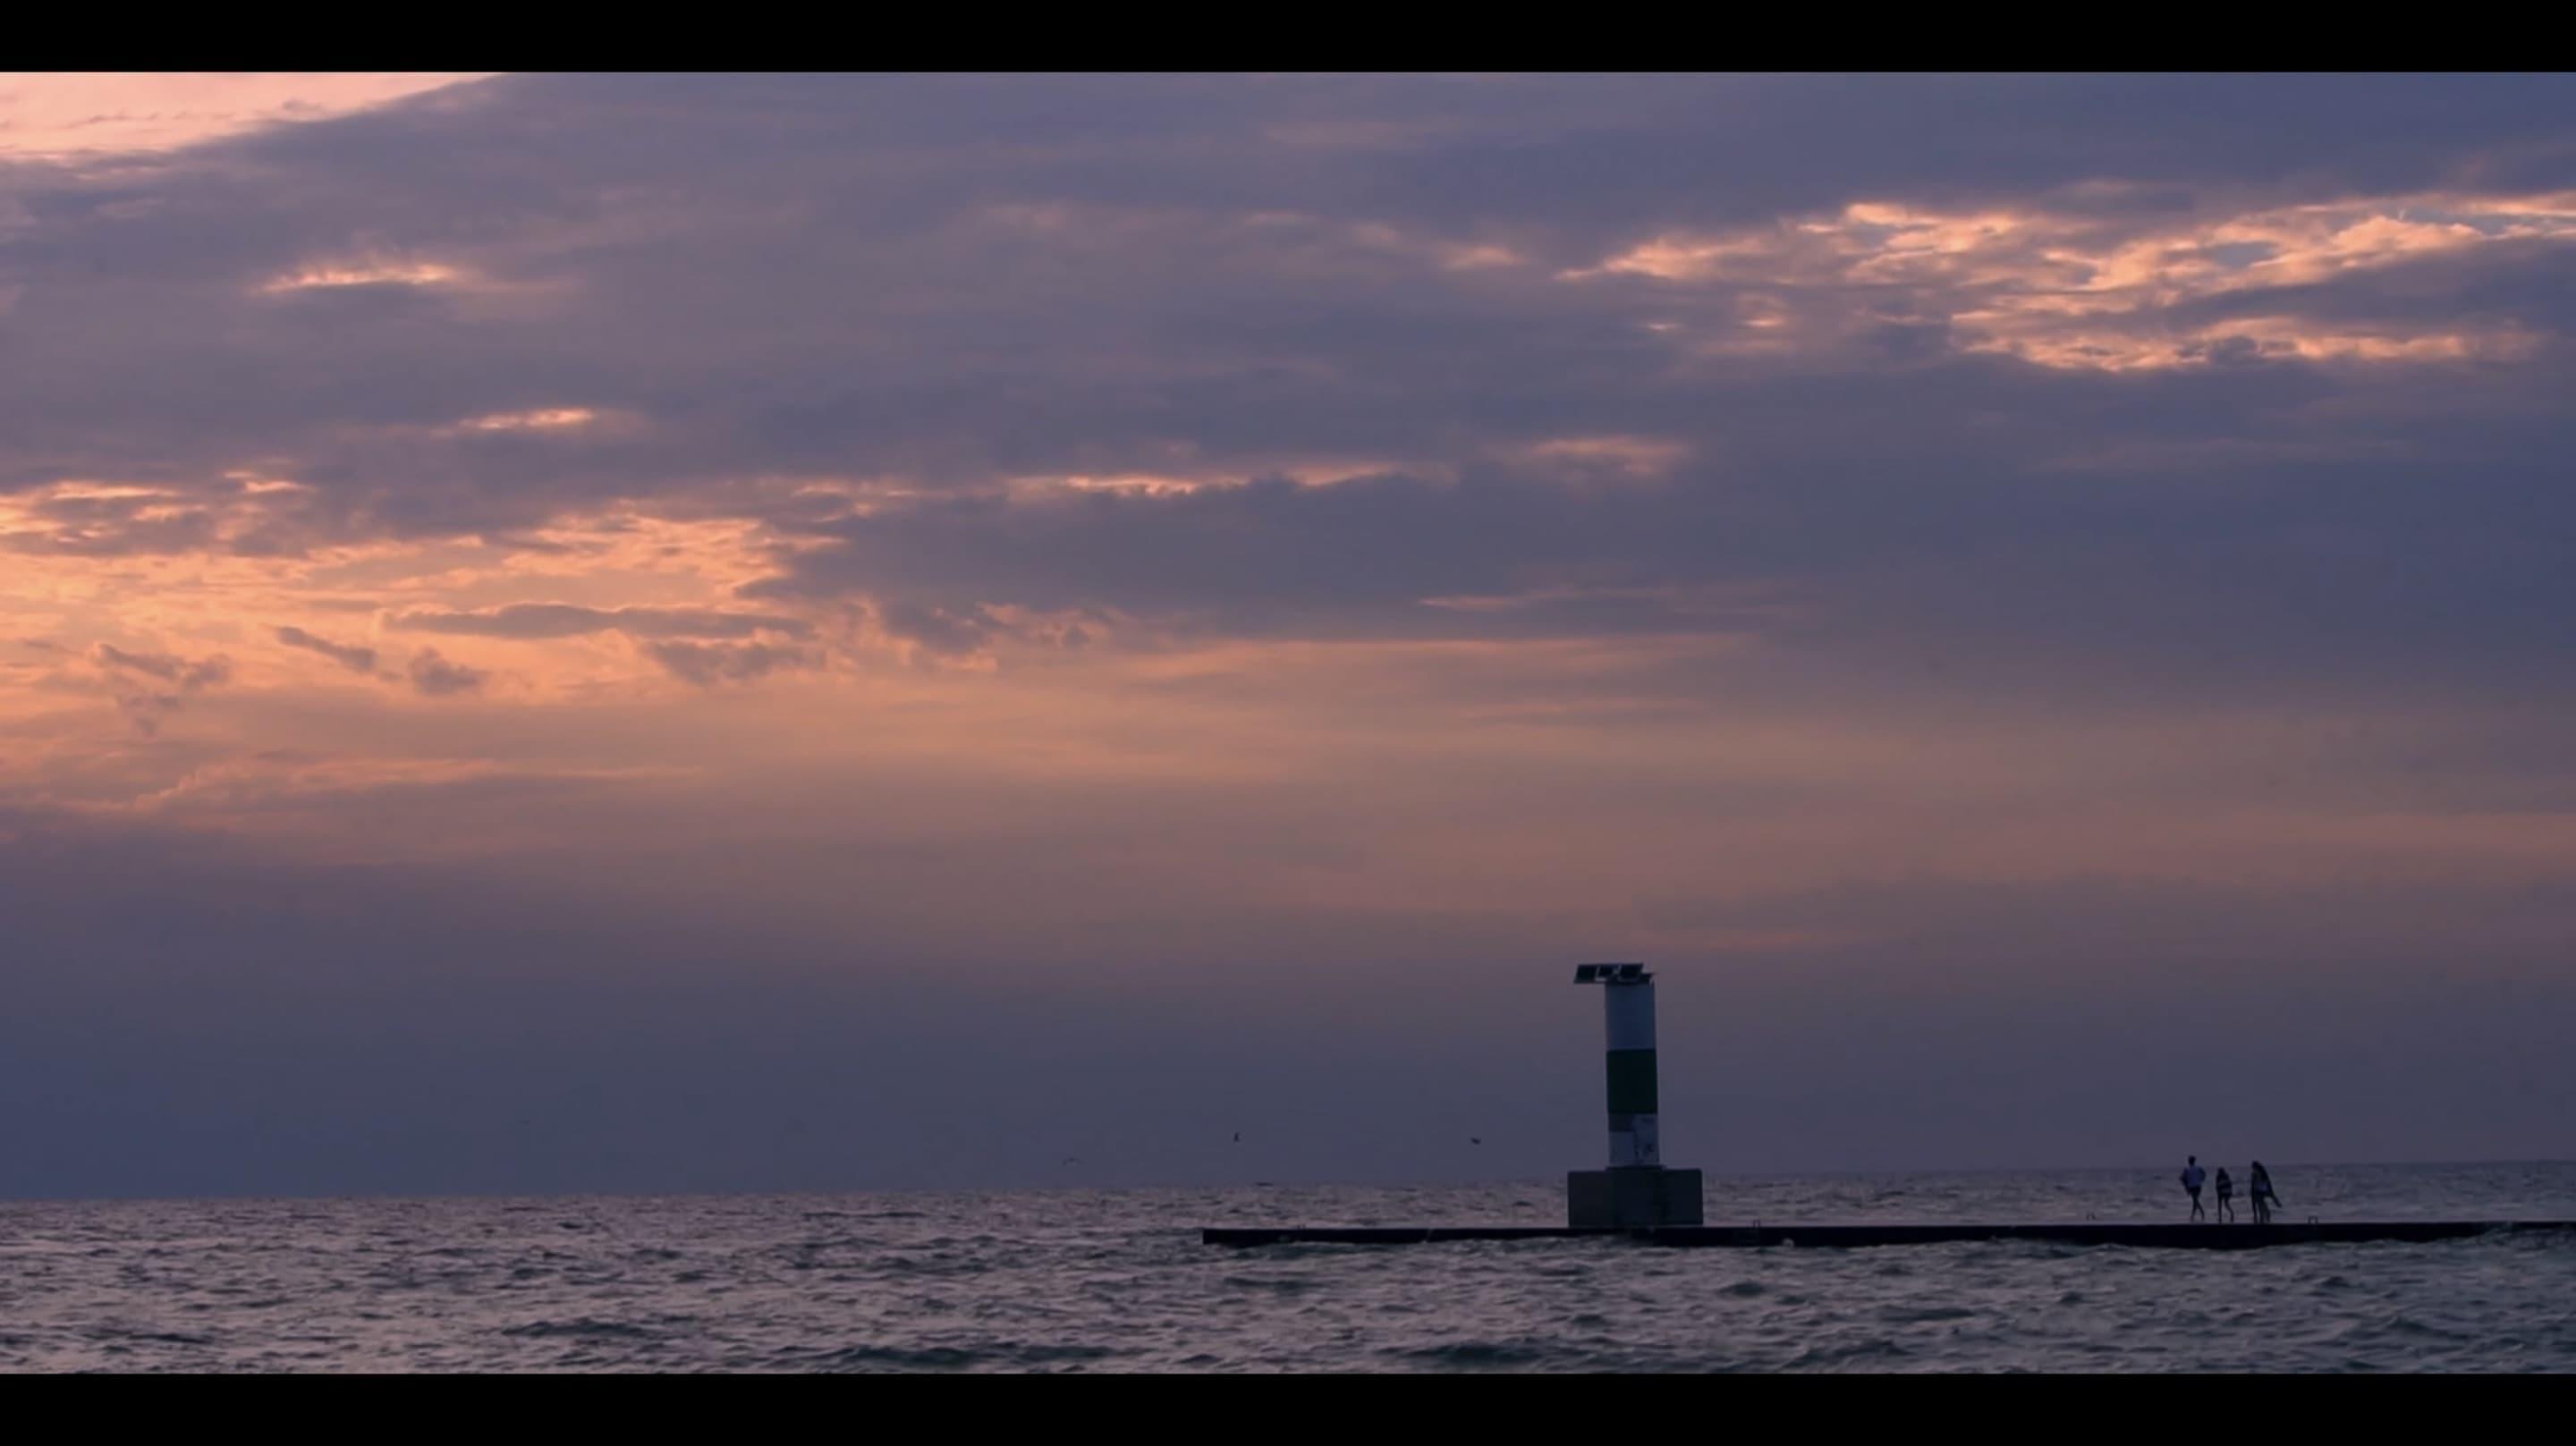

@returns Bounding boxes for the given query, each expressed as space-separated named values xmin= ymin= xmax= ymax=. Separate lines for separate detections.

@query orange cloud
xmin=0 ymin=72 xmax=494 ymax=158
xmin=1564 ymin=188 xmax=2576 ymax=371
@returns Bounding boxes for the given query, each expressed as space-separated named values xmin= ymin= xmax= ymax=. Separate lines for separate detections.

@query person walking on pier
xmin=2181 ymin=1155 xmax=2207 ymax=1221
xmin=2214 ymin=1166 xmax=2236 ymax=1222
xmin=2249 ymin=1161 xmax=2281 ymax=1224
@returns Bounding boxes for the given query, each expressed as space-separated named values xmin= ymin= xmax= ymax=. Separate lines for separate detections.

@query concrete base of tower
xmin=1567 ymin=1166 xmax=1704 ymax=1229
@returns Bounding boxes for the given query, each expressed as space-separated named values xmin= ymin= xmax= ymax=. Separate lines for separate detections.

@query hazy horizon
xmin=13 ymin=1154 xmax=2575 ymax=1210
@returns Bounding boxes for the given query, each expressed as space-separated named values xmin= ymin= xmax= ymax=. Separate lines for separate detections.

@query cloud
xmin=872 ymin=600 xmax=1004 ymax=658
xmin=0 ymin=478 xmax=343 ymax=558
xmin=1558 ymin=188 xmax=2576 ymax=372
xmin=259 ymin=258 xmax=464 ymax=293
xmin=3 ymin=69 xmax=2555 ymax=725
xmin=0 ymin=73 xmax=496 ymax=159
xmin=0 ymin=75 xmax=2555 ymax=538
xmin=640 ymin=640 xmax=823 ymax=687
xmin=91 ymin=643 xmax=231 ymax=691
xmin=9 ymin=72 xmax=2574 ymax=715
xmin=405 ymin=647 xmax=487 ymax=698
xmin=79 ymin=643 xmax=231 ymax=736
xmin=110 ymin=692 xmax=180 ymax=736
xmin=274 ymin=625 xmax=378 ymax=673
xmin=388 ymin=604 xmax=812 ymax=641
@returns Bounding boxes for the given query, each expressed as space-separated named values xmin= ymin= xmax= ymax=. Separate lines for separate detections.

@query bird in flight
xmin=1470 ymin=1137 xmax=1483 ymax=1146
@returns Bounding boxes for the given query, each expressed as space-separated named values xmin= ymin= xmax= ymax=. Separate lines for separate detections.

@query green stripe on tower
xmin=1606 ymin=1048 xmax=1658 ymax=1115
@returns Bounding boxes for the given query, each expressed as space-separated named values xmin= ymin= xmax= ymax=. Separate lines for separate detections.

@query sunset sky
xmin=4 ymin=73 xmax=2572 ymax=1199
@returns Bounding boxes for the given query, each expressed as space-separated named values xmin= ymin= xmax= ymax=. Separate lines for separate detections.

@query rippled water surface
xmin=5 ymin=1162 xmax=2573 ymax=1371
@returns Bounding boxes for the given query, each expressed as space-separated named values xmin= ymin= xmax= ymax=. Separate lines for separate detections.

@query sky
xmin=3 ymin=72 xmax=2573 ymax=1200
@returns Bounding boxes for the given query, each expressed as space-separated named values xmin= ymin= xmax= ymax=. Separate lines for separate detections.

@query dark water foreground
xmin=5 ymin=1162 xmax=2574 ymax=1372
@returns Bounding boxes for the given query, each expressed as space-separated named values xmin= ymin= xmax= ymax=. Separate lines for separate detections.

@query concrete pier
xmin=1201 ymin=1220 xmax=2576 ymax=1251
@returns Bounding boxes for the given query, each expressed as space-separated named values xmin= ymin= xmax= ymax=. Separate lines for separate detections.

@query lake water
xmin=5 ymin=1160 xmax=2572 ymax=1371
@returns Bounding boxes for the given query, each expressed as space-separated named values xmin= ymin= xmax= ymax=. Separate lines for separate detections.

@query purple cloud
xmin=405 ymin=647 xmax=487 ymax=698
xmin=275 ymin=625 xmax=379 ymax=672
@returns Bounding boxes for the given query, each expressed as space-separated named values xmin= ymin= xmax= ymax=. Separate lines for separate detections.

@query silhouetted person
xmin=2181 ymin=1155 xmax=2207 ymax=1221
xmin=2250 ymin=1160 xmax=2281 ymax=1224
xmin=2214 ymin=1167 xmax=2236 ymax=1222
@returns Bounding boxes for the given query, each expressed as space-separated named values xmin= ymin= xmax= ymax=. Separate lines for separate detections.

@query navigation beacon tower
xmin=1567 ymin=962 xmax=1703 ymax=1228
